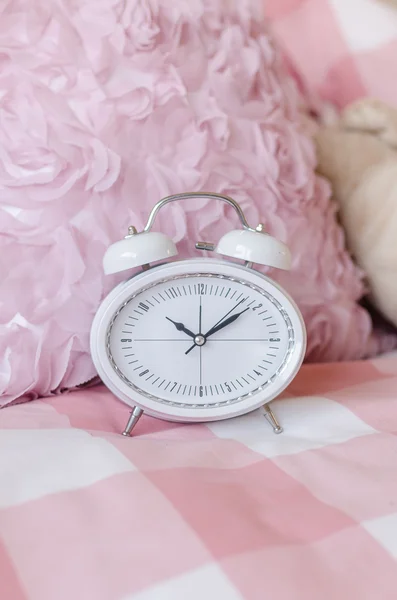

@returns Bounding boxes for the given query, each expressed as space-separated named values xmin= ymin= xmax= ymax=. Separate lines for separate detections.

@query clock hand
xmin=185 ymin=302 xmax=250 ymax=355
xmin=199 ymin=296 xmax=203 ymax=394
xmin=205 ymin=307 xmax=250 ymax=338
xmin=184 ymin=295 xmax=204 ymax=355
xmin=165 ymin=317 xmax=195 ymax=339
xmin=207 ymin=297 xmax=246 ymax=333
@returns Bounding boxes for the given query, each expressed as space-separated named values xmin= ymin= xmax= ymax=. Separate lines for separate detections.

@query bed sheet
xmin=1 ymin=354 xmax=397 ymax=600
xmin=265 ymin=0 xmax=397 ymax=108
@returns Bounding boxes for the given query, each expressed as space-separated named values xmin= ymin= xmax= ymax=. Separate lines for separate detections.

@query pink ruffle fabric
xmin=0 ymin=0 xmax=393 ymax=406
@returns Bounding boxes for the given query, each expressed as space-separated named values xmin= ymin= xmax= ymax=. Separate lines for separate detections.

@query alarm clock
xmin=90 ymin=192 xmax=306 ymax=436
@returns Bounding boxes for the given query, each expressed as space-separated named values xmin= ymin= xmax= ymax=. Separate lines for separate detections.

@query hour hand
xmin=166 ymin=317 xmax=195 ymax=339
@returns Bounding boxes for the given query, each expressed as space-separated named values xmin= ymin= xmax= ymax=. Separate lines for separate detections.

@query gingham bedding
xmin=1 ymin=354 xmax=397 ymax=600
xmin=265 ymin=0 xmax=397 ymax=108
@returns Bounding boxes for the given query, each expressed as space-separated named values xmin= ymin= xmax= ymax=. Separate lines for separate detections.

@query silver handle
xmin=143 ymin=192 xmax=254 ymax=233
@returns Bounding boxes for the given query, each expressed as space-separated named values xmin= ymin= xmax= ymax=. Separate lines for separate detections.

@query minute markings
xmin=117 ymin=278 xmax=288 ymax=402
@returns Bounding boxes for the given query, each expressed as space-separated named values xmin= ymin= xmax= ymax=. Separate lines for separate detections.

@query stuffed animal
xmin=315 ymin=98 xmax=397 ymax=328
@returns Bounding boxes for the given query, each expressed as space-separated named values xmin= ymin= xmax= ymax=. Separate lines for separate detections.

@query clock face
xmin=105 ymin=271 xmax=299 ymax=413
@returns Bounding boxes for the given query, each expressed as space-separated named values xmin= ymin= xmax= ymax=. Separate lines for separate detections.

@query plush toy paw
xmin=342 ymin=98 xmax=397 ymax=148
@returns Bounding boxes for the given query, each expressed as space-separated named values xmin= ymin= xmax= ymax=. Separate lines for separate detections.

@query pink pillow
xmin=0 ymin=1 xmax=392 ymax=406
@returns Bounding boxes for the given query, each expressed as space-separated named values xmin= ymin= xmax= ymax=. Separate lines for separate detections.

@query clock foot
xmin=122 ymin=406 xmax=144 ymax=436
xmin=263 ymin=404 xmax=283 ymax=434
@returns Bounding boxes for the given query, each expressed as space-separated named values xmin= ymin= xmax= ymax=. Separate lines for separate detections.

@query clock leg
xmin=122 ymin=406 xmax=144 ymax=437
xmin=263 ymin=404 xmax=283 ymax=434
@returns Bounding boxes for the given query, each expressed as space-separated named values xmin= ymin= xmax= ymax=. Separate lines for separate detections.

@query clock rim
xmin=90 ymin=258 xmax=306 ymax=422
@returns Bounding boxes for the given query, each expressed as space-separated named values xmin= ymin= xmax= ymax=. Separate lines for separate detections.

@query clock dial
xmin=107 ymin=273 xmax=295 ymax=410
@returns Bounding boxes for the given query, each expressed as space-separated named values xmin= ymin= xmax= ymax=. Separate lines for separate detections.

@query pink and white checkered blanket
xmin=1 ymin=354 xmax=397 ymax=600
xmin=266 ymin=0 xmax=397 ymax=108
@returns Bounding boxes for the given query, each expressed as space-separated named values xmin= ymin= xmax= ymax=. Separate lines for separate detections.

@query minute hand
xmin=204 ymin=308 xmax=250 ymax=339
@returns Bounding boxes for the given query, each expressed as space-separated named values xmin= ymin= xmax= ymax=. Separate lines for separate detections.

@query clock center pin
xmin=194 ymin=334 xmax=206 ymax=346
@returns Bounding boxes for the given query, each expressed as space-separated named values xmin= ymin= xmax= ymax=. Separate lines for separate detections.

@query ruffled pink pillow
xmin=0 ymin=1 xmax=392 ymax=406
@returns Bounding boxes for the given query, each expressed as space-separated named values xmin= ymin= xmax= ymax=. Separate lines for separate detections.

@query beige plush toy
xmin=315 ymin=98 xmax=397 ymax=327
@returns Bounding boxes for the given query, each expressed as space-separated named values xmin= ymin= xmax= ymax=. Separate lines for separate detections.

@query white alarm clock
xmin=90 ymin=192 xmax=306 ymax=436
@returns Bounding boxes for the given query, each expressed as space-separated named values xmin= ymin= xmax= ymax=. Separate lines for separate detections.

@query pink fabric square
xmin=329 ymin=376 xmax=397 ymax=433
xmin=0 ymin=540 xmax=27 ymax=600
xmin=284 ymin=359 xmax=383 ymax=398
xmin=269 ymin=0 xmax=350 ymax=88
xmin=222 ymin=527 xmax=397 ymax=600
xmin=0 ymin=400 xmax=71 ymax=430
xmin=44 ymin=386 xmax=183 ymax=436
xmin=147 ymin=460 xmax=354 ymax=559
xmin=320 ymin=53 xmax=367 ymax=107
xmin=276 ymin=433 xmax=397 ymax=521
xmin=0 ymin=472 xmax=210 ymax=600
xmin=356 ymin=39 xmax=397 ymax=106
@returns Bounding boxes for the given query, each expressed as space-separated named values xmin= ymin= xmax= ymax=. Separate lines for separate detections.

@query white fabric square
xmin=364 ymin=513 xmax=397 ymax=558
xmin=123 ymin=564 xmax=243 ymax=600
xmin=0 ymin=428 xmax=135 ymax=508
xmin=208 ymin=396 xmax=376 ymax=458
xmin=329 ymin=0 xmax=397 ymax=52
